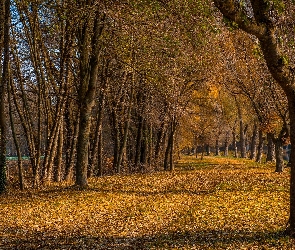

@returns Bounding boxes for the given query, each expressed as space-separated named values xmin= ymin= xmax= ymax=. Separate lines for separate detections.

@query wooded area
xmin=1 ymin=0 xmax=295 ymax=244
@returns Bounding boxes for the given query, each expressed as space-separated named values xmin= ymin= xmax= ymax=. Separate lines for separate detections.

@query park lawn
xmin=0 ymin=156 xmax=294 ymax=249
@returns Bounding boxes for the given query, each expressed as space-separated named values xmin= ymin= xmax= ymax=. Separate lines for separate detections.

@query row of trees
xmin=183 ymin=77 xmax=288 ymax=169
xmin=2 ymin=0 xmax=214 ymax=190
xmin=0 ymin=0 xmax=291 ymax=188
xmin=0 ymin=0 xmax=294 ymax=236
xmin=213 ymin=0 xmax=295 ymax=235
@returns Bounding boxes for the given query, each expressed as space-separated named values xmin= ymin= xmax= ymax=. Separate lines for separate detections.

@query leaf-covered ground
xmin=0 ymin=156 xmax=294 ymax=249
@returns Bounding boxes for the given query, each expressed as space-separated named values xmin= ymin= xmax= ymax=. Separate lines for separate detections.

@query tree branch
xmin=213 ymin=0 xmax=265 ymax=38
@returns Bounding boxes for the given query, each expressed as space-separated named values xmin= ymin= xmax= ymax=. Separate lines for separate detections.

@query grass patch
xmin=0 ymin=156 xmax=294 ymax=249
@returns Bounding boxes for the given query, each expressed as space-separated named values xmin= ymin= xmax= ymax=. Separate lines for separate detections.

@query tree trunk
xmin=97 ymin=125 xmax=103 ymax=176
xmin=75 ymin=10 xmax=105 ymax=188
xmin=9 ymin=70 xmax=39 ymax=186
xmin=88 ymin=93 xmax=104 ymax=178
xmin=256 ymin=130 xmax=263 ymax=163
xmin=42 ymin=118 xmax=62 ymax=183
xmin=215 ymin=139 xmax=220 ymax=156
xmin=206 ymin=144 xmax=210 ymax=156
xmin=164 ymin=130 xmax=173 ymax=170
xmin=169 ymin=121 xmax=176 ymax=171
xmin=274 ymin=138 xmax=284 ymax=173
xmin=154 ymin=121 xmax=165 ymax=165
xmin=239 ymin=114 xmax=247 ymax=158
xmin=8 ymin=76 xmax=24 ymax=190
xmin=92 ymin=94 xmax=104 ymax=177
xmin=201 ymin=144 xmax=205 ymax=160
xmin=76 ymin=104 xmax=93 ymax=187
xmin=272 ymin=126 xmax=289 ymax=173
xmin=117 ymin=115 xmax=131 ymax=172
xmin=232 ymin=130 xmax=238 ymax=157
xmin=169 ymin=133 xmax=174 ymax=171
xmin=195 ymin=140 xmax=198 ymax=158
xmin=111 ymin=110 xmax=120 ymax=173
xmin=224 ymin=132 xmax=229 ymax=157
xmin=140 ymin=121 xmax=148 ymax=170
xmin=163 ymin=141 xmax=170 ymax=171
xmin=135 ymin=115 xmax=144 ymax=169
xmin=287 ymin=96 xmax=295 ymax=236
xmin=64 ymin=117 xmax=79 ymax=182
xmin=147 ymin=124 xmax=153 ymax=167
xmin=117 ymin=88 xmax=134 ymax=172
xmin=54 ymin=122 xmax=64 ymax=182
xmin=266 ymin=133 xmax=275 ymax=162
xmin=250 ymin=122 xmax=258 ymax=160
xmin=162 ymin=119 xmax=177 ymax=171
xmin=0 ymin=0 xmax=10 ymax=193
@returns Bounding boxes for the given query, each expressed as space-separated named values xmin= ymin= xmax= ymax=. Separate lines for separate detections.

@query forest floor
xmin=0 ymin=156 xmax=294 ymax=249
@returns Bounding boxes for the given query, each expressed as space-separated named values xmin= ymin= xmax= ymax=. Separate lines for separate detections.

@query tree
xmin=74 ymin=2 xmax=106 ymax=188
xmin=213 ymin=0 xmax=295 ymax=236
xmin=220 ymin=29 xmax=288 ymax=168
xmin=0 ymin=0 xmax=10 ymax=193
xmin=11 ymin=0 xmax=77 ymax=186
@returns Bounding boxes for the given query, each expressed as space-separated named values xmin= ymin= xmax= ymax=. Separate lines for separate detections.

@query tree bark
xmin=274 ymin=138 xmax=284 ymax=173
xmin=164 ymin=120 xmax=176 ymax=171
xmin=164 ymin=124 xmax=174 ymax=171
xmin=76 ymin=107 xmax=91 ymax=187
xmin=256 ymin=130 xmax=263 ymax=163
xmin=97 ymin=122 xmax=103 ymax=177
xmin=64 ymin=117 xmax=79 ymax=182
xmin=250 ymin=122 xmax=258 ymax=160
xmin=169 ymin=131 xmax=174 ymax=171
xmin=201 ymin=144 xmax=205 ymax=160
xmin=88 ymin=92 xmax=104 ymax=177
xmin=135 ymin=114 xmax=144 ymax=169
xmin=206 ymin=144 xmax=210 ymax=156
xmin=110 ymin=109 xmax=120 ymax=173
xmin=154 ymin=121 xmax=166 ymax=164
xmin=266 ymin=133 xmax=275 ymax=162
xmin=287 ymin=96 xmax=295 ymax=235
xmin=232 ymin=130 xmax=238 ymax=157
xmin=42 ymin=117 xmax=62 ymax=183
xmin=224 ymin=132 xmax=229 ymax=157
xmin=140 ymin=121 xmax=148 ymax=170
xmin=75 ymin=10 xmax=105 ymax=188
xmin=237 ymin=102 xmax=247 ymax=158
xmin=215 ymin=139 xmax=220 ymax=156
xmin=117 ymin=87 xmax=134 ymax=172
xmin=147 ymin=123 xmax=153 ymax=167
xmin=8 ymin=75 xmax=24 ymax=190
xmin=54 ymin=121 xmax=64 ymax=182
xmin=271 ymin=126 xmax=289 ymax=173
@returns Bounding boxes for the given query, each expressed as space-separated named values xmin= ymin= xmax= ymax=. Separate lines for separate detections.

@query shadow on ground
xmin=1 ymin=229 xmax=293 ymax=249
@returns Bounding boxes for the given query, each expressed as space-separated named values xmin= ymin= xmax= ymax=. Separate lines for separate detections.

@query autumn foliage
xmin=0 ymin=156 xmax=293 ymax=249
